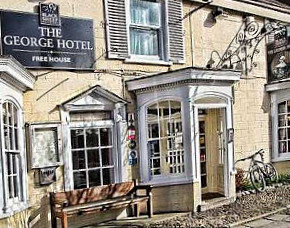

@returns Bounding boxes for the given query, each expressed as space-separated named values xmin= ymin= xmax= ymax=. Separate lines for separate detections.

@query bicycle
xmin=235 ymin=149 xmax=278 ymax=192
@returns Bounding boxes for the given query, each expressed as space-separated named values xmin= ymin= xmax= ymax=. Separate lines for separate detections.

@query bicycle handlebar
xmin=235 ymin=149 xmax=264 ymax=164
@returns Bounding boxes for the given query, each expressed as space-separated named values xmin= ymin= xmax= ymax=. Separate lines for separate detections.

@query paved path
xmin=237 ymin=213 xmax=290 ymax=228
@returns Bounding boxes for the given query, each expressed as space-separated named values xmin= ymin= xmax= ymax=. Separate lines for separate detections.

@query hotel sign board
xmin=0 ymin=10 xmax=95 ymax=70
xmin=267 ymin=27 xmax=290 ymax=82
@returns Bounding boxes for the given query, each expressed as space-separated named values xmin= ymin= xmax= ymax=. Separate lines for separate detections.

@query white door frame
xmin=192 ymin=94 xmax=235 ymax=203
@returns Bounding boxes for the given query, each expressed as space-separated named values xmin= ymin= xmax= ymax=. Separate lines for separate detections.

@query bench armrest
xmin=134 ymin=185 xmax=153 ymax=197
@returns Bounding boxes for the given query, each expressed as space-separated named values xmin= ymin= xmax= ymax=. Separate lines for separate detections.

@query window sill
xmin=140 ymin=176 xmax=193 ymax=187
xmin=0 ymin=202 xmax=30 ymax=219
xmin=125 ymin=58 xmax=173 ymax=66
xmin=272 ymin=155 xmax=290 ymax=162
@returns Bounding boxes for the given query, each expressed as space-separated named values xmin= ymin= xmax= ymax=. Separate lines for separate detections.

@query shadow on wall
xmin=28 ymin=196 xmax=50 ymax=228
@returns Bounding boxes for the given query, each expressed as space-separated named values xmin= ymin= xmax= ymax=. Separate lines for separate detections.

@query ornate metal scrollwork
xmin=206 ymin=17 xmax=287 ymax=75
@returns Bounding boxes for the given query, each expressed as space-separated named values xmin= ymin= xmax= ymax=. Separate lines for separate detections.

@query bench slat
xmin=61 ymin=196 xmax=149 ymax=215
xmin=52 ymin=182 xmax=135 ymax=206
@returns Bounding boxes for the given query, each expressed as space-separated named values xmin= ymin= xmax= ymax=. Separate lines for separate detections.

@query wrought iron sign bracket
xmin=206 ymin=16 xmax=290 ymax=75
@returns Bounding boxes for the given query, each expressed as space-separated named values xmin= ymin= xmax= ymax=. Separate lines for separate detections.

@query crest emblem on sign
xmin=39 ymin=3 xmax=61 ymax=26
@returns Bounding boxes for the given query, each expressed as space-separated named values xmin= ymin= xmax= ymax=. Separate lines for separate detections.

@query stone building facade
xmin=0 ymin=0 xmax=289 ymax=227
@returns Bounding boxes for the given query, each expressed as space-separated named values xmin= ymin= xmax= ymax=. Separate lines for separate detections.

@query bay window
xmin=147 ymin=100 xmax=184 ymax=178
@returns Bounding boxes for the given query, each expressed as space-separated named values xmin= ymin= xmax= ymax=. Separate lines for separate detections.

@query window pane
xmin=7 ymin=154 xmax=12 ymax=175
xmin=73 ymin=171 xmax=87 ymax=189
xmin=148 ymin=123 xmax=159 ymax=139
xmin=13 ymin=105 xmax=18 ymax=127
xmin=71 ymin=129 xmax=84 ymax=149
xmin=279 ymin=115 xmax=287 ymax=127
xmin=100 ymin=128 xmax=112 ymax=146
xmin=159 ymin=101 xmax=170 ymax=119
xmin=8 ymin=176 xmax=13 ymax=198
xmin=279 ymin=141 xmax=287 ymax=153
xmin=101 ymin=148 xmax=114 ymax=166
xmin=148 ymin=104 xmax=158 ymax=120
xmin=170 ymin=101 xmax=182 ymax=117
xmin=9 ymin=127 xmax=13 ymax=150
xmin=149 ymin=140 xmax=160 ymax=157
xmin=14 ymin=128 xmax=18 ymax=150
xmin=88 ymin=170 xmax=101 ymax=187
xmin=278 ymin=102 xmax=286 ymax=113
xmin=130 ymin=0 xmax=160 ymax=26
xmin=8 ymin=103 xmax=12 ymax=126
xmin=86 ymin=129 xmax=99 ymax=148
xmin=279 ymin=129 xmax=286 ymax=140
xmin=130 ymin=29 xmax=159 ymax=56
xmin=87 ymin=149 xmax=100 ymax=168
xmin=13 ymin=176 xmax=18 ymax=197
xmin=72 ymin=150 xmax=86 ymax=170
xmin=4 ymin=126 xmax=8 ymax=149
xmin=3 ymin=103 xmax=7 ymax=125
xmin=103 ymin=168 xmax=114 ymax=185
xmin=12 ymin=155 xmax=17 ymax=175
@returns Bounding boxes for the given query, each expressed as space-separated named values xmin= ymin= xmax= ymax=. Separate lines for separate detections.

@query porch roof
xmin=126 ymin=67 xmax=241 ymax=92
xmin=0 ymin=55 xmax=36 ymax=91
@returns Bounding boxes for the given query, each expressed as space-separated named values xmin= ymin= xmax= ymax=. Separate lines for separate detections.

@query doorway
xmin=198 ymin=108 xmax=226 ymax=201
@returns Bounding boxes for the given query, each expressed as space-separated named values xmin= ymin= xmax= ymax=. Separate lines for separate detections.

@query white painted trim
xmin=191 ymin=0 xmax=290 ymax=22
xmin=127 ymin=68 xmax=241 ymax=91
xmin=266 ymin=81 xmax=290 ymax=92
xmin=60 ymin=88 xmax=126 ymax=190
xmin=0 ymin=56 xmax=35 ymax=91
xmin=0 ymin=97 xmax=28 ymax=215
xmin=28 ymin=123 xmax=63 ymax=169
xmin=125 ymin=58 xmax=173 ymax=66
xmin=270 ymin=88 xmax=290 ymax=161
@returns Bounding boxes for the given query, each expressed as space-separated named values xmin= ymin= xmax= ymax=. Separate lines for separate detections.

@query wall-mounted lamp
xmin=204 ymin=7 xmax=223 ymax=28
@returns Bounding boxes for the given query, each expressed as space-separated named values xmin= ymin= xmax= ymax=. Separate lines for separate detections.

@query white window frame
xmin=126 ymin=0 xmax=169 ymax=63
xmin=70 ymin=122 xmax=116 ymax=189
xmin=271 ymin=88 xmax=290 ymax=162
xmin=0 ymin=98 xmax=28 ymax=215
xmin=138 ymin=97 xmax=188 ymax=186
xmin=29 ymin=123 xmax=62 ymax=169
xmin=147 ymin=100 xmax=185 ymax=177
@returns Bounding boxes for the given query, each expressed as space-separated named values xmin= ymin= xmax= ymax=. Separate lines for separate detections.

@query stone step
xmin=199 ymin=197 xmax=235 ymax=212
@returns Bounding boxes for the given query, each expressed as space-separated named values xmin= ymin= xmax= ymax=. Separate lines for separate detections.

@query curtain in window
xmin=130 ymin=0 xmax=160 ymax=26
xmin=130 ymin=29 xmax=158 ymax=55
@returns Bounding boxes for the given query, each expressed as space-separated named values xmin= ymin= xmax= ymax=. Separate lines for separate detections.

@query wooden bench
xmin=49 ymin=181 xmax=153 ymax=228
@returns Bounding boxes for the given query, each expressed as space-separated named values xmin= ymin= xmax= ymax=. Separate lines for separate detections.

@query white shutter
xmin=167 ymin=0 xmax=185 ymax=63
xmin=105 ymin=0 xmax=129 ymax=59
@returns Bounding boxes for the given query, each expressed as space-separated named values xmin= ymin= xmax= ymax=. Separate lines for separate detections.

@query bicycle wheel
xmin=264 ymin=163 xmax=278 ymax=183
xmin=250 ymin=166 xmax=266 ymax=192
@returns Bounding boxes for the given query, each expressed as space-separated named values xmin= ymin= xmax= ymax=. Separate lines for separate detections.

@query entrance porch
xmin=126 ymin=67 xmax=241 ymax=212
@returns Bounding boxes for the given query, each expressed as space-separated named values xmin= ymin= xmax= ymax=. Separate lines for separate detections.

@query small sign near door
xmin=227 ymin=128 xmax=234 ymax=143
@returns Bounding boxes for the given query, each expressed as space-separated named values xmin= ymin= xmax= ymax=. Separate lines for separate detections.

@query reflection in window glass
xmin=2 ymin=101 xmax=21 ymax=200
xmin=278 ymin=100 xmax=290 ymax=154
xmin=129 ymin=0 xmax=162 ymax=57
xmin=147 ymin=101 xmax=184 ymax=177
xmin=71 ymin=126 xmax=114 ymax=189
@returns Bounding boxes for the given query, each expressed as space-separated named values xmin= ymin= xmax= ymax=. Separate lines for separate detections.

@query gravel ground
xmin=146 ymin=185 xmax=290 ymax=228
